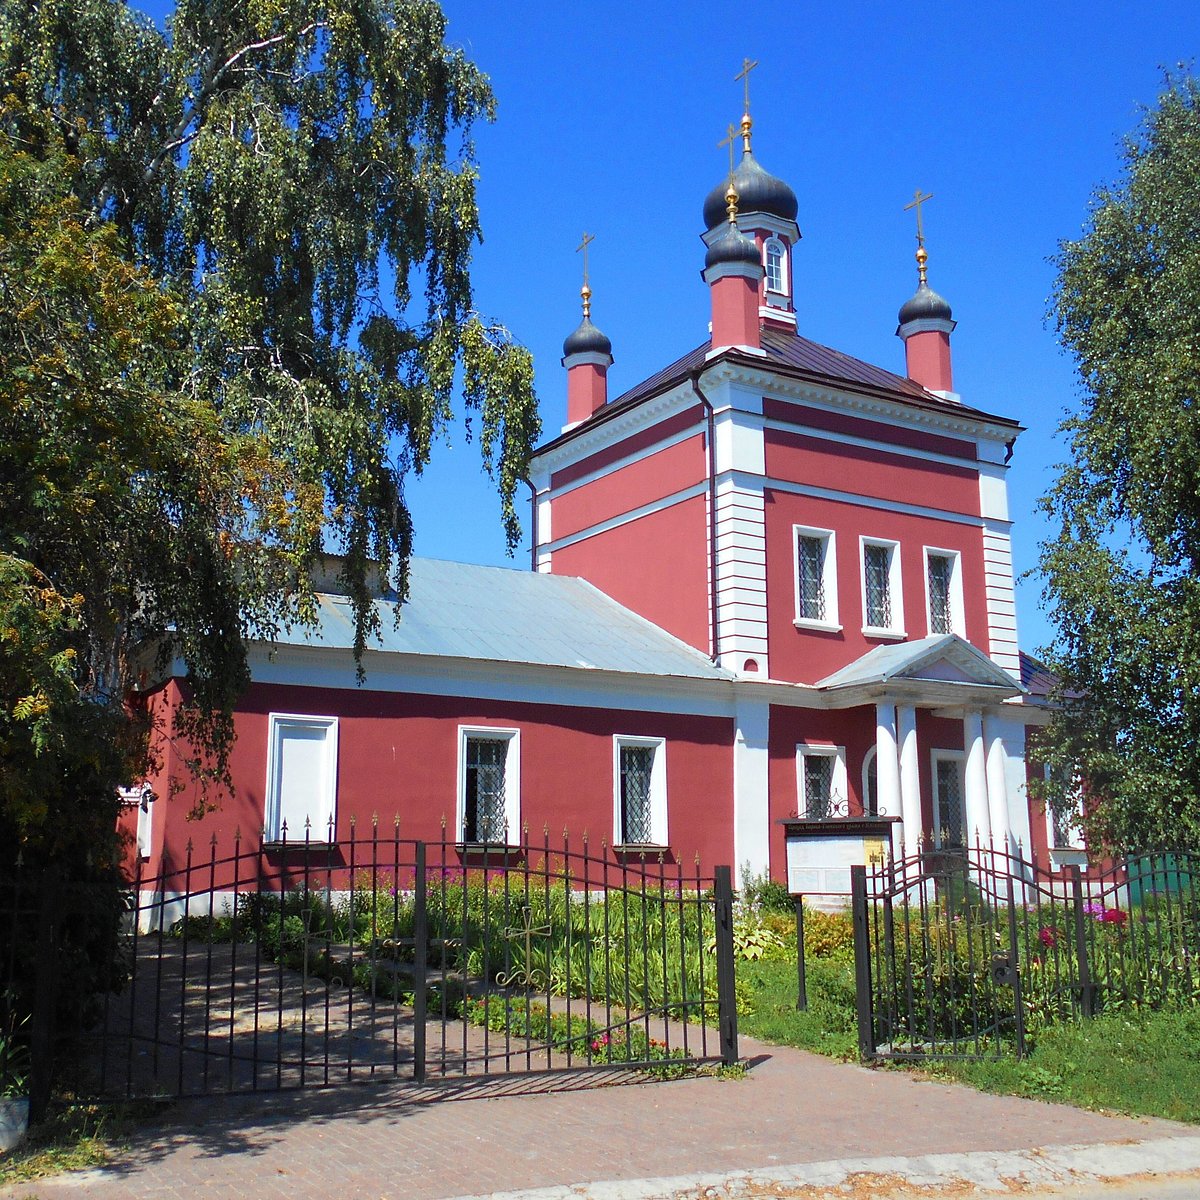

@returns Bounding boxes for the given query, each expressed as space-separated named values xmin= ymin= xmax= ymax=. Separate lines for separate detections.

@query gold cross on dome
xmin=576 ymin=231 xmax=594 ymax=285
xmin=718 ymin=122 xmax=738 ymax=179
xmin=576 ymin=231 xmax=595 ymax=317
xmin=735 ymin=56 xmax=759 ymax=112
xmin=904 ymin=188 xmax=934 ymax=249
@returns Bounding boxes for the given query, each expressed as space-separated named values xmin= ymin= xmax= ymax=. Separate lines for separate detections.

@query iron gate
xmin=851 ymin=844 xmax=1200 ymax=1062
xmin=24 ymin=824 xmax=737 ymax=1102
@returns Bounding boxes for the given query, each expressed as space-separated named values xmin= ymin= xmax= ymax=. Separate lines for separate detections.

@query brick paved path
xmin=6 ymin=1033 xmax=1189 ymax=1200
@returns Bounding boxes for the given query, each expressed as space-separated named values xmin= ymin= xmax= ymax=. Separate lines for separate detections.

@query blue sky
xmin=138 ymin=2 xmax=1200 ymax=656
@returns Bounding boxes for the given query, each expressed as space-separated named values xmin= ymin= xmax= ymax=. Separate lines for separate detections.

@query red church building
xmin=128 ymin=111 xmax=1076 ymax=891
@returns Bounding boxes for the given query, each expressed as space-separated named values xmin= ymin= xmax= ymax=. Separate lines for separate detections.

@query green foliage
xmin=739 ymin=865 xmax=795 ymax=914
xmin=1040 ymin=72 xmax=1200 ymax=851
xmin=463 ymin=994 xmax=693 ymax=1078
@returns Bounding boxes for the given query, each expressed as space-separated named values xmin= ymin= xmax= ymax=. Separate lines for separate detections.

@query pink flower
xmin=1038 ymin=927 xmax=1056 ymax=948
xmin=1100 ymin=908 xmax=1128 ymax=926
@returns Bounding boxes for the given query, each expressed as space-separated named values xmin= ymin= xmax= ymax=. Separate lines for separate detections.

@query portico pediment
xmin=816 ymin=634 xmax=1022 ymax=707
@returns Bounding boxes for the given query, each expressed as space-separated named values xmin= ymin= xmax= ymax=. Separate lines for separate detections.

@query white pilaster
xmin=714 ymin=478 xmax=768 ymax=673
xmin=897 ymin=703 xmax=921 ymax=855
xmin=983 ymin=712 xmax=1012 ymax=858
xmin=733 ymin=694 xmax=771 ymax=877
xmin=875 ymin=702 xmax=902 ymax=859
xmin=963 ymin=708 xmax=991 ymax=847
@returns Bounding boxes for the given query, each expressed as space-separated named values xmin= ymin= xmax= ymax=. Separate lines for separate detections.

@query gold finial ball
xmin=725 ymin=183 xmax=739 ymax=223
xmin=916 ymin=246 xmax=928 ymax=265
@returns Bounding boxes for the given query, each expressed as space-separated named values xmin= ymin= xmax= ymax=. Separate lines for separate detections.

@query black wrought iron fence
xmin=852 ymin=843 xmax=1200 ymax=1062
xmin=2 ymin=822 xmax=738 ymax=1110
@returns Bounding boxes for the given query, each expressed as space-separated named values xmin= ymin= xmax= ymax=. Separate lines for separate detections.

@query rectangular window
xmin=266 ymin=714 xmax=339 ymax=842
xmin=861 ymin=538 xmax=903 ymax=635
xmin=459 ymin=728 xmax=520 ymax=844
xmin=933 ymin=752 xmax=965 ymax=849
xmin=797 ymin=744 xmax=847 ymax=819
xmin=793 ymin=526 xmax=838 ymax=628
xmin=613 ymin=736 xmax=667 ymax=845
xmin=925 ymin=548 xmax=964 ymax=637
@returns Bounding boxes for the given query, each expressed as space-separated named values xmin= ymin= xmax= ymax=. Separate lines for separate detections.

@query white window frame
xmin=763 ymin=236 xmax=787 ymax=295
xmin=457 ymin=726 xmax=521 ymax=845
xmin=924 ymin=546 xmax=965 ymax=637
xmin=793 ymin=525 xmax=840 ymax=631
xmin=265 ymin=713 xmax=339 ymax=843
xmin=612 ymin=736 xmax=668 ymax=847
xmin=931 ymin=749 xmax=966 ymax=849
xmin=796 ymin=743 xmax=848 ymax=819
xmin=860 ymin=536 xmax=905 ymax=638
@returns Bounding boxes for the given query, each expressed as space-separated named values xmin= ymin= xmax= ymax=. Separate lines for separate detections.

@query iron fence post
xmin=412 ymin=842 xmax=428 ymax=1084
xmin=712 ymin=864 xmax=739 ymax=1066
xmin=850 ymin=864 xmax=875 ymax=1061
xmin=794 ymin=896 xmax=807 ymax=1011
xmin=1069 ymin=865 xmax=1095 ymax=1018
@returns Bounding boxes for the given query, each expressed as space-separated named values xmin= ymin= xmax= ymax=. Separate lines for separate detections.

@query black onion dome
xmin=562 ymin=316 xmax=612 ymax=358
xmin=703 ymin=151 xmax=799 ymax=230
xmin=898 ymin=281 xmax=953 ymax=325
xmin=704 ymin=222 xmax=761 ymax=271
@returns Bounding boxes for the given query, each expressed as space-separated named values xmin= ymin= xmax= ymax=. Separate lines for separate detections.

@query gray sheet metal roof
xmin=269 ymin=557 xmax=735 ymax=682
xmin=817 ymin=635 xmax=1021 ymax=691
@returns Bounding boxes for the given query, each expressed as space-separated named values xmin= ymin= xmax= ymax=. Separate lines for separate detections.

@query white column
xmin=875 ymin=702 xmax=901 ymax=858
xmin=963 ymin=708 xmax=991 ymax=848
xmin=897 ymin=703 xmax=921 ymax=854
xmin=984 ymin=712 xmax=1011 ymax=859
xmin=733 ymin=695 xmax=771 ymax=877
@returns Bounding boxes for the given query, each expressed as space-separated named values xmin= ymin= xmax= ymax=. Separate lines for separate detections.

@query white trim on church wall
xmin=734 ymin=696 xmax=771 ymax=875
xmin=981 ymin=520 xmax=1021 ymax=677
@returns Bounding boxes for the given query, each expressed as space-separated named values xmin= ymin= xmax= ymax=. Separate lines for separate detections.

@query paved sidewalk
xmin=5 ymin=1035 xmax=1194 ymax=1200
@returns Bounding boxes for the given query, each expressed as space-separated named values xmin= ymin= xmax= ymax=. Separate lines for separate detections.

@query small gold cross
xmin=735 ymin=56 xmax=759 ymax=112
xmin=718 ymin=122 xmax=738 ymax=178
xmin=576 ymin=231 xmax=594 ymax=286
xmin=903 ymin=189 xmax=934 ymax=249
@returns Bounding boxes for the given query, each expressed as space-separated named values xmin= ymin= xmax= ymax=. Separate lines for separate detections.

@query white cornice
xmin=717 ymin=359 xmax=1020 ymax=444
xmin=530 ymin=380 xmax=698 ymax=476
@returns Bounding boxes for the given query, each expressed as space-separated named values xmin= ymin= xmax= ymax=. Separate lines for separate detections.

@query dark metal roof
xmin=898 ymin=281 xmax=953 ymax=326
xmin=605 ymin=328 xmax=1013 ymax=420
xmin=704 ymin=222 xmax=761 ymax=271
xmin=562 ymin=316 xmax=613 ymax=359
xmin=703 ymin=150 xmax=799 ymax=230
xmin=1019 ymin=651 xmax=1058 ymax=699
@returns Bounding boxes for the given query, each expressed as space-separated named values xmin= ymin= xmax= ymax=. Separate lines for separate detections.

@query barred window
xmin=614 ymin=737 xmax=666 ymax=845
xmin=464 ymin=737 xmax=508 ymax=843
xmin=798 ymin=746 xmax=844 ymax=819
xmin=620 ymin=745 xmax=655 ymax=844
xmin=797 ymin=535 xmax=826 ymax=621
xmin=935 ymin=755 xmax=965 ymax=848
xmin=927 ymin=553 xmax=954 ymax=635
xmin=864 ymin=543 xmax=893 ymax=629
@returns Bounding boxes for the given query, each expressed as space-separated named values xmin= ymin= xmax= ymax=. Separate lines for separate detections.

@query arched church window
xmin=764 ymin=238 xmax=786 ymax=294
xmin=862 ymin=746 xmax=879 ymax=817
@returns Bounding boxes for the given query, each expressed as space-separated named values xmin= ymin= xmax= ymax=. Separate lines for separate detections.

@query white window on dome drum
xmin=797 ymin=744 xmax=847 ymax=820
xmin=793 ymin=525 xmax=839 ymax=629
xmin=458 ymin=727 xmax=520 ymax=844
xmin=925 ymin=547 xmax=964 ymax=637
xmin=265 ymin=714 xmax=339 ymax=842
xmin=613 ymin=736 xmax=668 ymax=846
xmin=764 ymin=238 xmax=786 ymax=294
xmin=932 ymin=751 xmax=966 ymax=848
xmin=861 ymin=537 xmax=903 ymax=635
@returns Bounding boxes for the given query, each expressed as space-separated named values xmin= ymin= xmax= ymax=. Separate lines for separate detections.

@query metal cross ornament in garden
xmin=497 ymin=904 xmax=552 ymax=991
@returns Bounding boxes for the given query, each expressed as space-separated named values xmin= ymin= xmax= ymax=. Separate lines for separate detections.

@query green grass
xmin=734 ymin=914 xmax=1200 ymax=1125
xmin=0 ymin=1102 xmax=163 ymax=1186
xmin=926 ymin=1008 xmax=1200 ymax=1123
